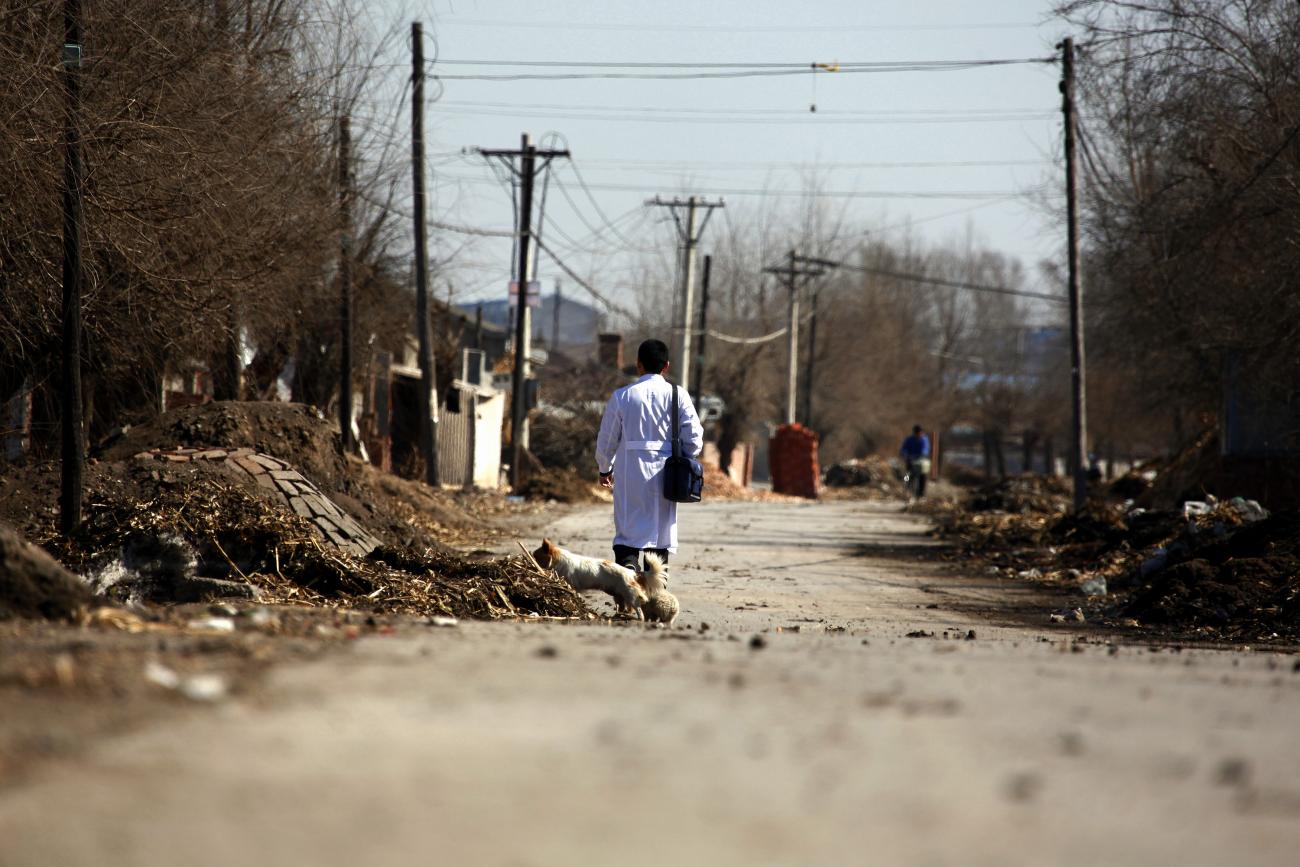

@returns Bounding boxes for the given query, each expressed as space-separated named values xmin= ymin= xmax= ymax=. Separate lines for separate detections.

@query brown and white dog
xmin=532 ymin=538 xmax=647 ymax=617
xmin=635 ymin=553 xmax=679 ymax=627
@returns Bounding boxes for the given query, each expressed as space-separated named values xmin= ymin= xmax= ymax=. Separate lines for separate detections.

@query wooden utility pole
xmin=695 ymin=254 xmax=712 ymax=398
xmin=411 ymin=21 xmax=439 ymax=485
xmin=763 ymin=250 xmax=824 ymax=426
xmin=1060 ymin=36 xmax=1088 ymax=511
xmin=59 ymin=0 xmax=85 ymax=536
xmin=646 ymin=195 xmax=724 ymax=395
xmin=337 ymin=113 xmax=354 ymax=455
xmin=478 ymin=135 xmax=569 ymax=488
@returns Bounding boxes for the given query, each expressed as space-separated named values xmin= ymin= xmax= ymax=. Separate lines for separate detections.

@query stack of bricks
xmin=769 ymin=423 xmax=820 ymax=499
xmin=133 ymin=447 xmax=381 ymax=558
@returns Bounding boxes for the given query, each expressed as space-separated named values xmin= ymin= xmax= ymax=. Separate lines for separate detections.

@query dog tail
xmin=640 ymin=552 xmax=668 ymax=591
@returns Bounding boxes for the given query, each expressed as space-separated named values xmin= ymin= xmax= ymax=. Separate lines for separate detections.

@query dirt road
xmin=3 ymin=499 xmax=1300 ymax=866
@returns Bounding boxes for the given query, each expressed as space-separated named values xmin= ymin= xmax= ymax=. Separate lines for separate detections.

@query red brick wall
xmin=769 ymin=424 xmax=819 ymax=499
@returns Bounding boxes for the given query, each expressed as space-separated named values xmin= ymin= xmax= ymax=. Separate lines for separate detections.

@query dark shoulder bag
xmin=664 ymin=384 xmax=704 ymax=503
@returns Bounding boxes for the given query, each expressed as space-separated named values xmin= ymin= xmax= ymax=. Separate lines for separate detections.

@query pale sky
xmin=377 ymin=0 xmax=1073 ymax=316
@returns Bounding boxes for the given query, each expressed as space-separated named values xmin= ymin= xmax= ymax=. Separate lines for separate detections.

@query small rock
xmin=187 ymin=616 xmax=236 ymax=633
xmin=749 ymin=635 xmax=767 ymax=650
xmin=1080 ymin=576 xmax=1107 ymax=597
xmin=1049 ymin=608 xmax=1085 ymax=624
xmin=905 ymin=630 xmax=934 ymax=638
xmin=209 ymin=603 xmax=239 ymax=617
xmin=1004 ymin=771 xmax=1043 ymax=802
xmin=1060 ymin=732 xmax=1086 ymax=756
xmin=427 ymin=616 xmax=459 ymax=628
xmin=965 ymin=630 xmax=976 ymax=641
xmin=536 ymin=645 xmax=559 ymax=658
xmin=1215 ymin=758 xmax=1251 ymax=788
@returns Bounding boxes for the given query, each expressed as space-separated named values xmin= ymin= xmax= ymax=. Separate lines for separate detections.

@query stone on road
xmin=2 ymin=500 xmax=1298 ymax=867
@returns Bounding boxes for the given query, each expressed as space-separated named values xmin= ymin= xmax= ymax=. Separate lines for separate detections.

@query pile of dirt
xmin=99 ymin=402 xmax=352 ymax=494
xmin=528 ymin=407 xmax=603 ymax=475
xmin=0 ymin=524 xmax=92 ymax=621
xmin=515 ymin=465 xmax=606 ymax=504
xmin=823 ymin=456 xmax=905 ymax=498
xmin=24 ymin=465 xmax=586 ymax=620
xmin=966 ymin=475 xmax=1071 ymax=513
xmin=1122 ymin=510 xmax=1300 ymax=640
xmin=926 ymin=473 xmax=1299 ymax=641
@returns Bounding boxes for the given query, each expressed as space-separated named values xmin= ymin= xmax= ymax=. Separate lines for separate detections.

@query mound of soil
xmin=823 ymin=456 xmax=904 ymax=498
xmin=0 ymin=524 xmax=92 ymax=621
xmin=99 ymin=402 xmax=351 ymax=494
xmin=967 ymin=475 xmax=1071 ymax=514
xmin=1122 ymin=511 xmax=1300 ymax=639
xmin=22 ymin=464 xmax=586 ymax=620
xmin=515 ymin=466 xmax=605 ymax=504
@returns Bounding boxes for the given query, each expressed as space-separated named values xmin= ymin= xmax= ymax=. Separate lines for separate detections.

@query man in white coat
xmin=596 ymin=339 xmax=704 ymax=573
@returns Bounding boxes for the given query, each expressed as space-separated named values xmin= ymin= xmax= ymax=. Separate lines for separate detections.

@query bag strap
xmin=671 ymin=384 xmax=681 ymax=459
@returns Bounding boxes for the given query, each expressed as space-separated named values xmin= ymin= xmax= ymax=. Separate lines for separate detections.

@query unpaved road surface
xmin=4 ymin=499 xmax=1300 ymax=866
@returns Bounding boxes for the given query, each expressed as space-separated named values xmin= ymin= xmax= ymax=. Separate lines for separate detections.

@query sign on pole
xmin=508 ymin=280 xmax=542 ymax=308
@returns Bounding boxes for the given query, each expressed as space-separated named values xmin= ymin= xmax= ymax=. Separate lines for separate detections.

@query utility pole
xmin=552 ymin=280 xmax=561 ymax=350
xmin=646 ymin=195 xmax=724 ymax=394
xmin=1060 ymin=36 xmax=1088 ymax=511
xmin=695 ymin=254 xmax=712 ymax=398
xmin=802 ymin=283 xmax=820 ymax=428
xmin=337 ymin=112 xmax=354 ymax=455
xmin=411 ymin=22 xmax=439 ymax=486
xmin=60 ymin=0 xmax=84 ymax=536
xmin=478 ymin=134 xmax=569 ymax=488
xmin=764 ymin=250 xmax=825 ymax=426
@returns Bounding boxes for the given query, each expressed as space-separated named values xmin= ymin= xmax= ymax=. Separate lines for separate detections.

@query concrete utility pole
xmin=1059 ymin=36 xmax=1089 ymax=512
xmin=551 ymin=280 xmax=561 ymax=350
xmin=764 ymin=250 xmax=825 ymax=426
xmin=695 ymin=254 xmax=712 ymax=399
xmin=411 ymin=21 xmax=439 ymax=486
xmin=337 ymin=113 xmax=354 ymax=455
xmin=477 ymin=134 xmax=569 ymax=488
xmin=60 ymin=0 xmax=85 ymax=535
xmin=646 ymin=195 xmax=724 ymax=395
xmin=802 ymin=283 xmax=820 ymax=428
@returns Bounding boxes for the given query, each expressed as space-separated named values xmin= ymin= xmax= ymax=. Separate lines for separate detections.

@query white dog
xmin=636 ymin=553 xmax=679 ymax=627
xmin=532 ymin=539 xmax=647 ymax=617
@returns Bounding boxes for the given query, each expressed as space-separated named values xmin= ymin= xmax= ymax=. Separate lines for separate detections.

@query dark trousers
xmin=906 ymin=461 xmax=928 ymax=498
xmin=613 ymin=544 xmax=669 ymax=573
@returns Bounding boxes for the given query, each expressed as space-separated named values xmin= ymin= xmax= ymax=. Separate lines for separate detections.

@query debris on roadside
xmin=926 ymin=466 xmax=1300 ymax=642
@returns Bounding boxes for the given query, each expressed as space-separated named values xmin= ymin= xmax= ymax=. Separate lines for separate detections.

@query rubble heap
xmin=927 ymin=472 xmax=1300 ymax=643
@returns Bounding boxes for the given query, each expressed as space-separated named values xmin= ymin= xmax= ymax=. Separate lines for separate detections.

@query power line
xmin=445 ymin=18 xmax=1043 ymax=34
xmin=435 ymin=58 xmax=1050 ymax=69
xmin=434 ymin=106 xmax=1057 ymax=126
xmin=533 ymin=238 xmax=637 ymax=319
xmin=797 ymin=256 xmax=1066 ymax=302
xmin=436 ymin=172 xmax=1050 ymax=200
xmin=440 ymin=99 xmax=1057 ymax=117
xmin=559 ymin=162 xmax=649 ymax=249
xmin=435 ymin=151 xmax=1053 ymax=170
xmin=431 ymin=58 xmax=1055 ymax=81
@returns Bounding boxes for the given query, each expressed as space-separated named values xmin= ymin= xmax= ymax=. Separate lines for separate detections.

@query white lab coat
xmin=595 ymin=374 xmax=704 ymax=553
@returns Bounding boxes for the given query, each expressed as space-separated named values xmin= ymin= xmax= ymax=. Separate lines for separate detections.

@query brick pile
xmin=769 ymin=424 xmax=820 ymax=499
xmin=133 ymin=447 xmax=380 ymax=558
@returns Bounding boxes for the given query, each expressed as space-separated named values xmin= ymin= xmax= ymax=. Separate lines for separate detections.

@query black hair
xmin=912 ymin=425 xmax=923 ymax=434
xmin=637 ymin=339 xmax=670 ymax=374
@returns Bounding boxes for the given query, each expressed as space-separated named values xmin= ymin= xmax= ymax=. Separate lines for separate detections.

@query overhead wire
xmin=430 ymin=58 xmax=1055 ymax=82
xmin=444 ymin=19 xmax=1044 ymax=34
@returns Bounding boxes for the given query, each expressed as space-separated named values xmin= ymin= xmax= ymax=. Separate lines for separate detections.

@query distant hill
xmin=458 ymin=292 xmax=603 ymax=349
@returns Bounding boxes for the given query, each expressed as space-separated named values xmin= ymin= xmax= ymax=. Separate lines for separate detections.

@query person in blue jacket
xmin=900 ymin=425 xmax=931 ymax=499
